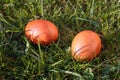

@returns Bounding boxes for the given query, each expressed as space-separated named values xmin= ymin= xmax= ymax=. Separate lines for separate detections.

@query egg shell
xmin=71 ymin=30 xmax=102 ymax=61
xmin=25 ymin=20 xmax=58 ymax=45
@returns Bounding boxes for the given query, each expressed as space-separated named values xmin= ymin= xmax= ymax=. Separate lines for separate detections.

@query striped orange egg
xmin=71 ymin=30 xmax=102 ymax=61
xmin=25 ymin=20 xmax=58 ymax=45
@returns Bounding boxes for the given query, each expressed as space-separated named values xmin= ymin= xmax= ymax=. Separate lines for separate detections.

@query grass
xmin=0 ymin=0 xmax=120 ymax=80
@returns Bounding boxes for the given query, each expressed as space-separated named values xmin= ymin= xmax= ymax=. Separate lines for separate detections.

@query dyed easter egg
xmin=25 ymin=20 xmax=58 ymax=45
xmin=71 ymin=30 xmax=102 ymax=61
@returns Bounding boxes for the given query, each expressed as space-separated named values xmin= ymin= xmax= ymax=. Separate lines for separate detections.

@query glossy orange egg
xmin=25 ymin=20 xmax=58 ymax=45
xmin=71 ymin=30 xmax=102 ymax=61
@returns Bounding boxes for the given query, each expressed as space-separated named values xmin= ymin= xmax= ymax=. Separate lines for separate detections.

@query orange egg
xmin=25 ymin=20 xmax=58 ymax=45
xmin=71 ymin=30 xmax=102 ymax=61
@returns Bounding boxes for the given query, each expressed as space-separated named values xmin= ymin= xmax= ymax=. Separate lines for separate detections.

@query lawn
xmin=0 ymin=0 xmax=120 ymax=80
